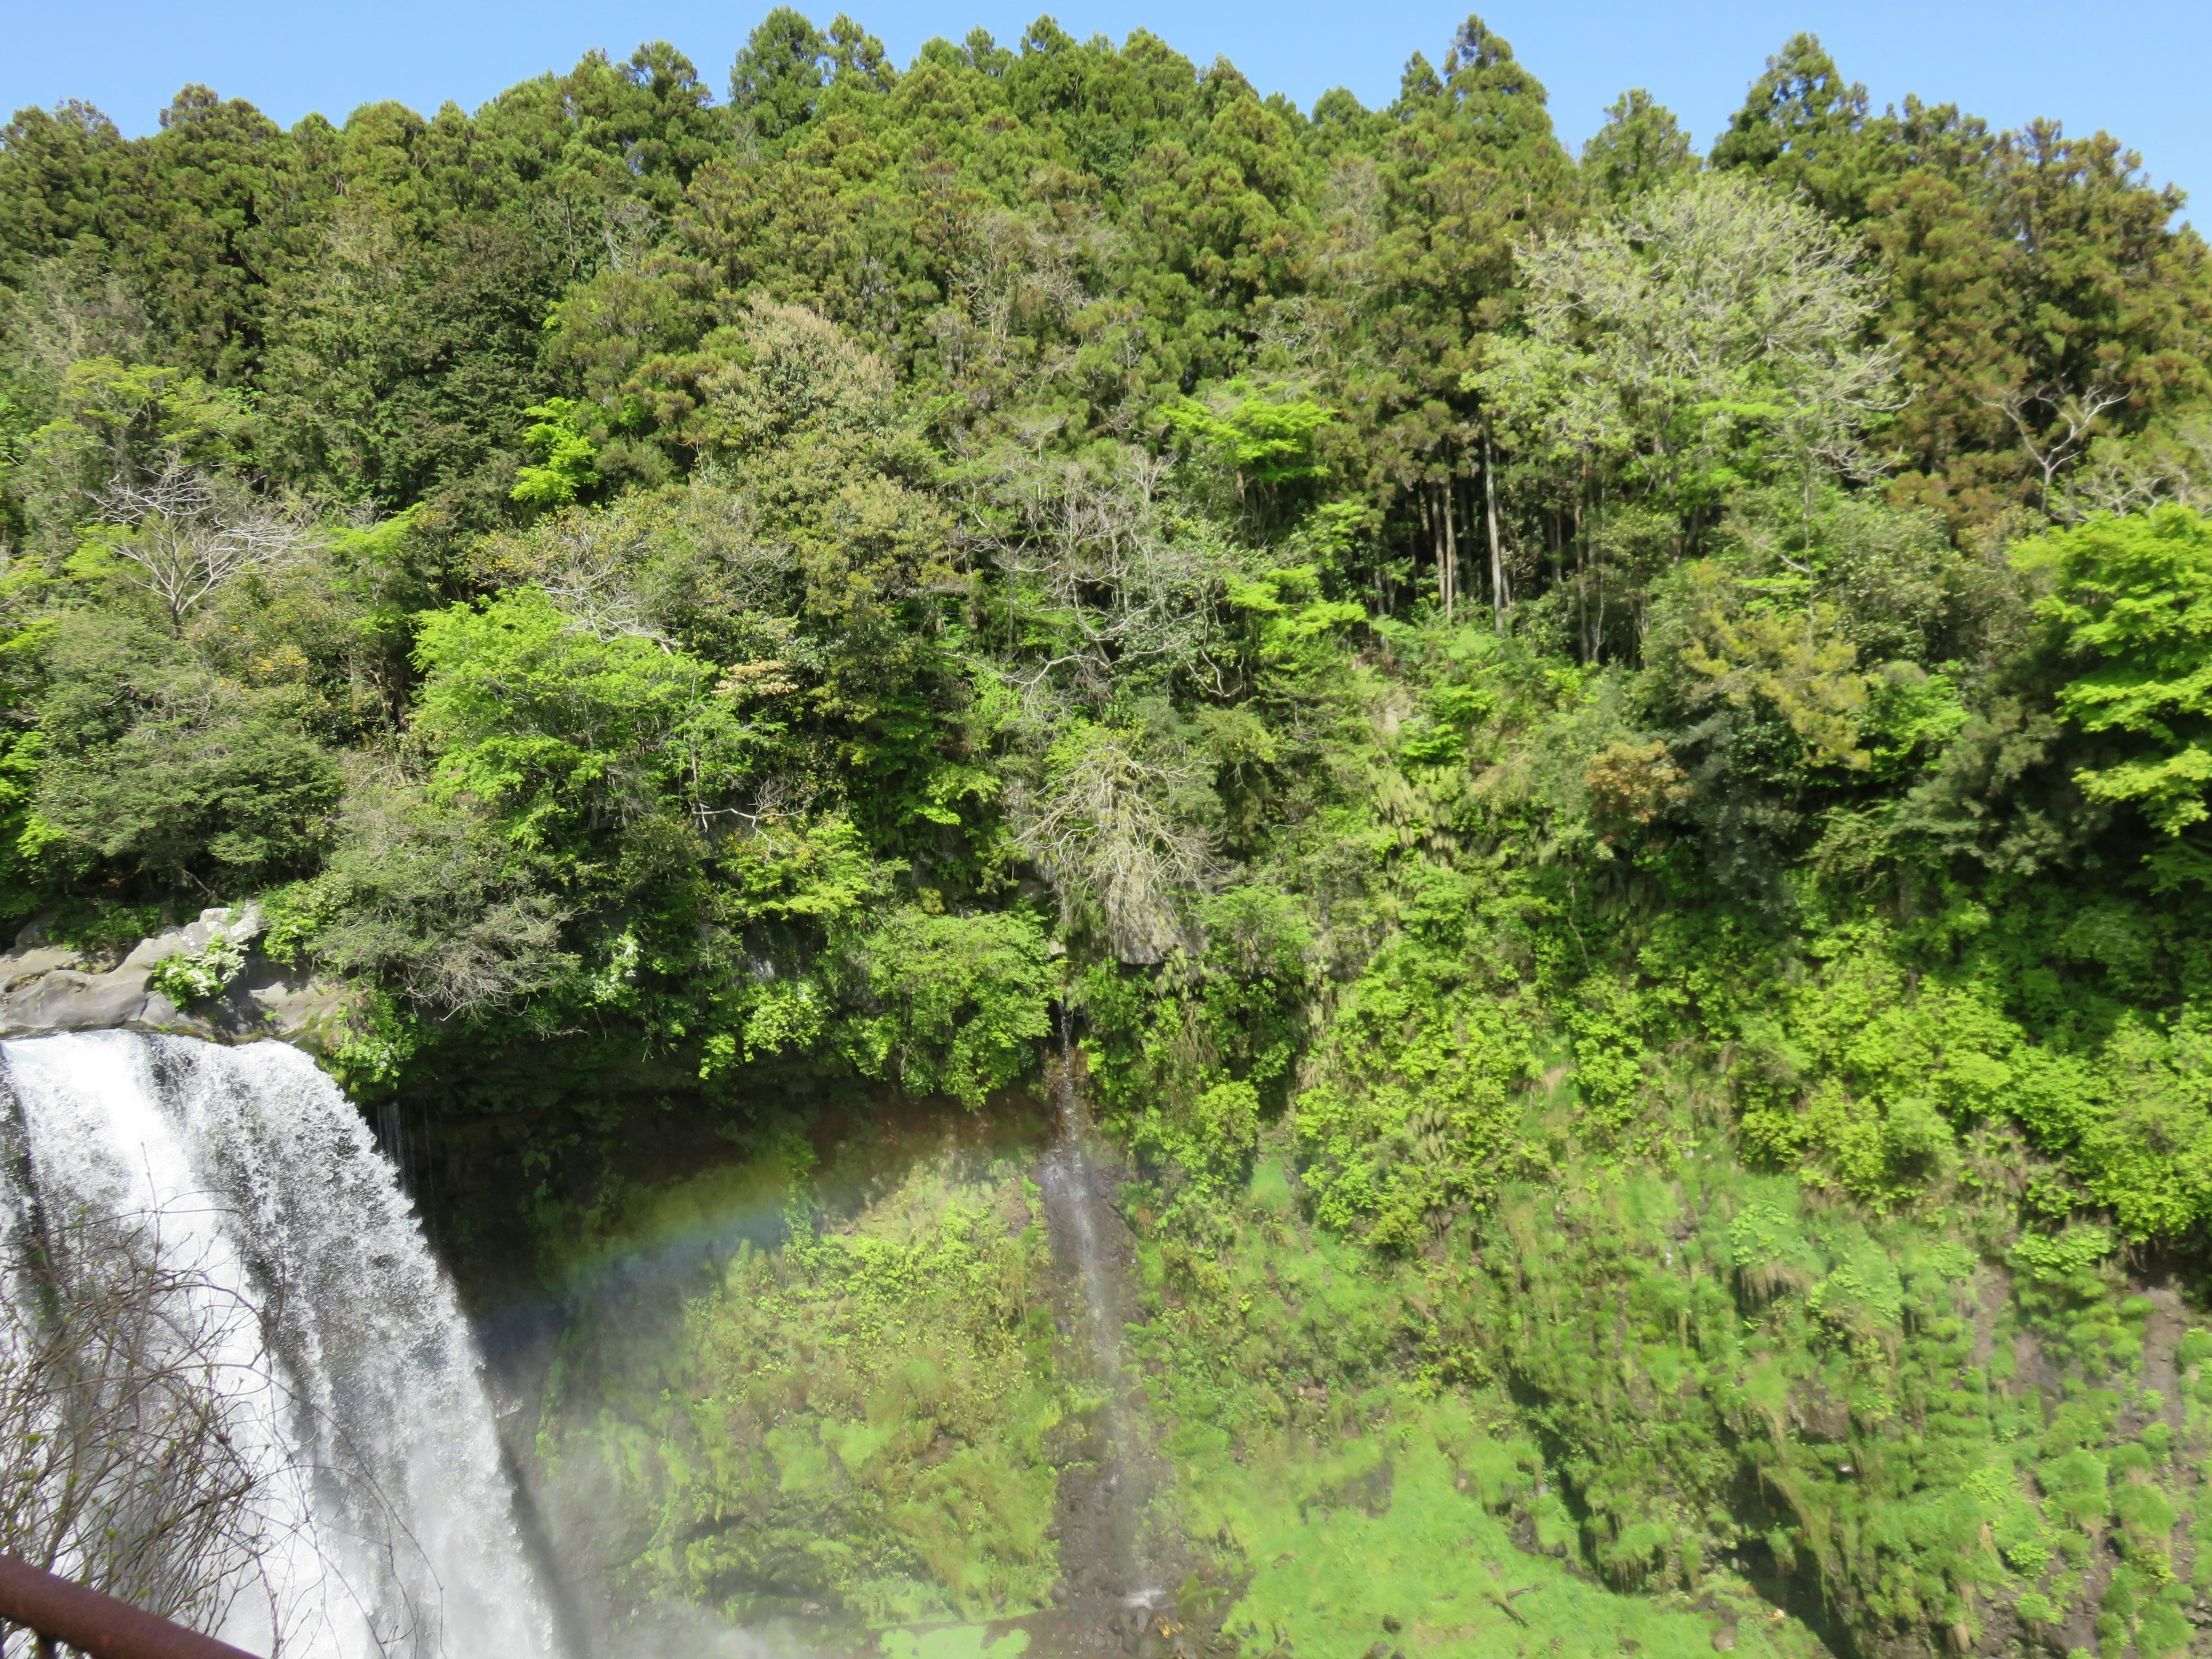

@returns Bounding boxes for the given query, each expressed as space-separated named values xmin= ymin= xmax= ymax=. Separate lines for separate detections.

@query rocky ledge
xmin=0 ymin=903 xmax=351 ymax=1049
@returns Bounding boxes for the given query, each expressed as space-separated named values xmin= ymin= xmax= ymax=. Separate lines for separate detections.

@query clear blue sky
xmin=4 ymin=0 xmax=2205 ymax=211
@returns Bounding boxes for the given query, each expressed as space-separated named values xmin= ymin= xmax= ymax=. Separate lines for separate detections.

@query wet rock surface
xmin=0 ymin=903 xmax=351 ymax=1049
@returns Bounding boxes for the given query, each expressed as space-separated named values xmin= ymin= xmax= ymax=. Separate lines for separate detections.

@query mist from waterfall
xmin=0 ymin=1031 xmax=555 ymax=1659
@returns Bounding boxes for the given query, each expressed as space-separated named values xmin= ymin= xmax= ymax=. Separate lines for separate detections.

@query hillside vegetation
xmin=5 ymin=14 xmax=2212 ymax=1656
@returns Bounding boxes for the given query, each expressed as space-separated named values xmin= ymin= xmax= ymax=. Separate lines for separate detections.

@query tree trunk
xmin=1425 ymin=483 xmax=1447 ymax=621
xmin=1483 ymin=427 xmax=1507 ymax=631
xmin=1441 ymin=480 xmax=1457 ymax=623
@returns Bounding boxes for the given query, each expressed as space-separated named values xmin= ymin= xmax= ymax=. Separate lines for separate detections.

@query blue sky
xmin=4 ymin=0 xmax=2205 ymax=210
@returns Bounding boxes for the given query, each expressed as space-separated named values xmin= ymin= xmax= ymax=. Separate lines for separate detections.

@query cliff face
xmin=0 ymin=904 xmax=349 ymax=1050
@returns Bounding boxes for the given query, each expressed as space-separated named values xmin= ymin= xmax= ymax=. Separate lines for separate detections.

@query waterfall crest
xmin=0 ymin=1031 xmax=554 ymax=1659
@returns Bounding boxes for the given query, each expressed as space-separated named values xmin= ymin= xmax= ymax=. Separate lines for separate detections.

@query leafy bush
xmin=146 ymin=928 xmax=245 ymax=1003
xmin=834 ymin=909 xmax=1054 ymax=1109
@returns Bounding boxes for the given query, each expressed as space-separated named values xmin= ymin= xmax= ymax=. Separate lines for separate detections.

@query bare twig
xmin=91 ymin=463 xmax=306 ymax=627
xmin=1990 ymin=382 xmax=2128 ymax=513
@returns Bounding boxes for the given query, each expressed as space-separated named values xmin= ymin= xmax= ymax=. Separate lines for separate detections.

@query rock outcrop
xmin=0 ymin=904 xmax=352 ymax=1050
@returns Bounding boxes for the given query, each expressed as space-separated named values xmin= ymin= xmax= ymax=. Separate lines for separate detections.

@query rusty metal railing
xmin=0 ymin=1556 xmax=259 ymax=1659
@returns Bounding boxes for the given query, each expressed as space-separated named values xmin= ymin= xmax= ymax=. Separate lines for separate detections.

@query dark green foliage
xmin=30 ymin=612 xmax=340 ymax=887
xmin=1581 ymin=89 xmax=1696 ymax=205
xmin=1712 ymin=36 xmax=2212 ymax=528
xmin=729 ymin=9 xmax=832 ymax=145
xmin=293 ymin=783 xmax=576 ymax=1021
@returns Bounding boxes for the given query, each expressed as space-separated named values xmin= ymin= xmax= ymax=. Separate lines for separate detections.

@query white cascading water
xmin=1036 ymin=1009 xmax=1161 ymax=1608
xmin=0 ymin=1031 xmax=555 ymax=1659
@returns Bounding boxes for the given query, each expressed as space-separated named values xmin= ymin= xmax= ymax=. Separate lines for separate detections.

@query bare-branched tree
xmin=2057 ymin=415 xmax=2212 ymax=522
xmin=1992 ymin=381 xmax=2130 ymax=513
xmin=961 ymin=445 xmax=1236 ymax=714
xmin=1481 ymin=171 xmax=1905 ymax=552
xmin=0 ymin=1181 xmax=285 ymax=1636
xmin=1010 ymin=724 xmax=1216 ymax=964
xmin=93 ymin=461 xmax=307 ymax=627
xmin=1 ymin=1118 xmax=447 ymax=1657
xmin=472 ymin=477 xmax=798 ymax=648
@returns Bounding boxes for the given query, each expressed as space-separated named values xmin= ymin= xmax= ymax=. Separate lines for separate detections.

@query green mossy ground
xmin=530 ymin=1089 xmax=2212 ymax=1659
xmin=536 ymin=1114 xmax=1075 ymax=1632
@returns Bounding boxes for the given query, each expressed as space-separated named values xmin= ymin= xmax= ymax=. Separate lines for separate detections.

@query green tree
xmin=1713 ymin=37 xmax=2212 ymax=527
xmin=411 ymin=587 xmax=753 ymax=859
xmin=1708 ymin=33 xmax=1874 ymax=219
xmin=729 ymin=9 xmax=831 ymax=146
xmin=32 ymin=613 xmax=340 ymax=890
xmin=2023 ymin=507 xmax=2212 ymax=855
xmin=833 ymin=908 xmax=1053 ymax=1107
xmin=1478 ymin=172 xmax=1899 ymax=561
xmin=1579 ymin=89 xmax=1695 ymax=206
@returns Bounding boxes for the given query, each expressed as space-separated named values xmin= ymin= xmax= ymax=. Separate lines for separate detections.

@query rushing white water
xmin=0 ymin=1031 xmax=555 ymax=1659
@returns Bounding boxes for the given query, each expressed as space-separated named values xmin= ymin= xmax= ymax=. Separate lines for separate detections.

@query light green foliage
xmin=1656 ymin=561 xmax=1873 ymax=772
xmin=880 ymin=1627 xmax=1029 ymax=1659
xmin=1721 ymin=918 xmax=2212 ymax=1237
xmin=1163 ymin=388 xmax=1332 ymax=480
xmin=1294 ymin=864 xmax=1542 ymax=1250
xmin=645 ymin=298 xmax=952 ymax=639
xmin=1448 ymin=1158 xmax=2206 ymax=1651
xmin=2025 ymin=506 xmax=2212 ymax=838
xmin=540 ymin=1134 xmax=1071 ymax=1627
xmin=17 ymin=357 xmax=252 ymax=552
xmin=510 ymin=398 xmax=601 ymax=509
xmin=0 ymin=618 xmax=55 ymax=917
xmin=1478 ymin=173 xmax=1898 ymax=545
xmin=146 ymin=926 xmax=245 ymax=1004
xmin=1132 ymin=1154 xmax=1821 ymax=1659
xmin=413 ymin=587 xmax=748 ymax=853
xmin=2010 ymin=1226 xmax=2114 ymax=1289
xmin=1219 ymin=1423 xmax=1804 ymax=1659
xmin=833 ymin=909 xmax=1054 ymax=1108
xmin=1163 ymin=384 xmax=1335 ymax=528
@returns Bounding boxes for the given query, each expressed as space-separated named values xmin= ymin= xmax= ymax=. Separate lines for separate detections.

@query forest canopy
xmin=3 ymin=9 xmax=2210 ymax=1200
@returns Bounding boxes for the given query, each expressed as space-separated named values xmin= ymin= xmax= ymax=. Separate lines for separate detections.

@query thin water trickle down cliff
xmin=1037 ymin=1012 xmax=1172 ymax=1616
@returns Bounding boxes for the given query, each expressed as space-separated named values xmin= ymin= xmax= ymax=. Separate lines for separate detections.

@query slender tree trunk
xmin=1441 ymin=480 xmax=1458 ymax=624
xmin=1593 ymin=480 xmax=1607 ymax=661
xmin=1483 ymin=427 xmax=1506 ymax=631
xmin=1418 ymin=488 xmax=1436 ymax=618
xmin=1574 ymin=497 xmax=1588 ymax=664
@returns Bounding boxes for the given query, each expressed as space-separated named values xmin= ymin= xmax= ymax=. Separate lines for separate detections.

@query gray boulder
xmin=0 ymin=904 xmax=353 ymax=1050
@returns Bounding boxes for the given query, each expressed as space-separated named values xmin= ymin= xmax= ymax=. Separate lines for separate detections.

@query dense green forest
xmin=5 ymin=12 xmax=2212 ymax=1657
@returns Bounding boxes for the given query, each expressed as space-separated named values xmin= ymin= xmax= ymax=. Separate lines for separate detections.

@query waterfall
xmin=0 ymin=1031 xmax=555 ymax=1659
xmin=1036 ymin=1009 xmax=1161 ymax=1609
xmin=1046 ymin=1015 xmax=1126 ymax=1389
